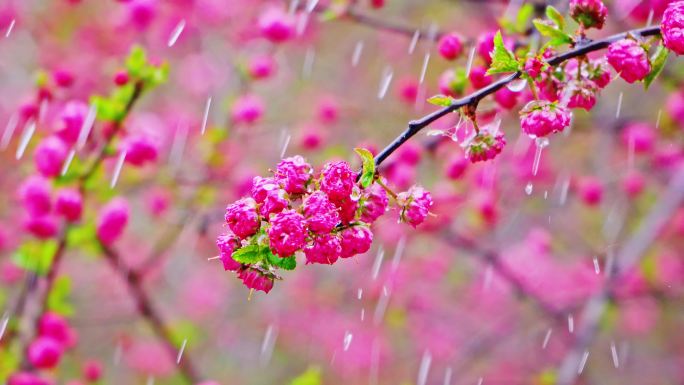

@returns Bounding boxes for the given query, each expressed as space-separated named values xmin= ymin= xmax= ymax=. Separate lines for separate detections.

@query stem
xmin=101 ymin=245 xmax=203 ymax=384
xmin=373 ymin=26 xmax=661 ymax=168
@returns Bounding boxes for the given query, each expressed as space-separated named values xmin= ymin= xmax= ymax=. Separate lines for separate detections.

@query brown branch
xmin=101 ymin=245 xmax=203 ymax=384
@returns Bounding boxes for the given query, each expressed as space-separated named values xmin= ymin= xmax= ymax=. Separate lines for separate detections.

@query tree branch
xmin=373 ymin=25 xmax=662 ymax=168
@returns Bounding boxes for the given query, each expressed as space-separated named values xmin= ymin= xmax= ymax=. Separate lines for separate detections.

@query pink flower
xmin=57 ymin=101 xmax=89 ymax=144
xmin=96 ymin=198 xmax=129 ymax=245
xmin=445 ymin=154 xmax=468 ymax=180
xmin=494 ymin=87 xmax=518 ymax=110
xmin=437 ymin=33 xmax=463 ymax=60
xmin=120 ymin=134 xmax=158 ymax=166
xmin=397 ymin=185 xmax=433 ymax=227
xmin=588 ymin=59 xmax=612 ymax=88
xmin=82 ymin=360 xmax=103 ymax=382
xmin=267 ymin=209 xmax=307 ymax=257
xmin=335 ymin=196 xmax=359 ymax=224
xmin=463 ymin=129 xmax=506 ymax=163
xmin=248 ymin=55 xmax=276 ymax=79
xmin=476 ymin=31 xmax=513 ymax=63
xmin=38 ymin=312 xmax=73 ymax=346
xmin=303 ymin=191 xmax=340 ymax=234
xmin=565 ymin=80 xmax=598 ymax=110
xmin=317 ymin=98 xmax=339 ymax=124
xmin=320 ymin=161 xmax=354 ymax=202
xmin=19 ymin=176 xmax=52 ymax=217
xmin=55 ymin=188 xmax=83 ymax=222
xmin=53 ymin=69 xmax=74 ymax=88
xmin=251 ymin=176 xmax=280 ymax=203
xmin=114 ymin=71 xmax=129 ymax=86
xmin=259 ymin=188 xmax=288 ymax=218
xmin=238 ymin=268 xmax=274 ymax=293
xmin=469 ymin=65 xmax=493 ymax=89
xmin=231 ymin=94 xmax=264 ymax=125
xmin=661 ymin=1 xmax=684 ymax=55
xmin=397 ymin=141 xmax=422 ymax=165
xmin=258 ymin=7 xmax=294 ymax=43
xmin=24 ymin=216 xmax=59 ymax=239
xmin=577 ymin=176 xmax=603 ymax=206
xmin=519 ymin=100 xmax=572 ymax=137
xmin=28 ymin=337 xmax=63 ymax=369
xmin=340 ymin=225 xmax=373 ymax=258
xmin=360 ymin=184 xmax=389 ymax=224
xmin=34 ymin=136 xmax=68 ymax=178
xmin=607 ymin=39 xmax=651 ymax=83
xmin=621 ymin=122 xmax=655 ymax=153
xmin=224 ymin=198 xmax=259 ymax=239
xmin=524 ymin=56 xmax=544 ymax=79
xmin=304 ymin=234 xmax=342 ymax=264
xmin=275 ymin=155 xmax=312 ymax=194
xmin=623 ymin=171 xmax=645 ymax=199
xmin=127 ymin=0 xmax=156 ymax=30
xmin=570 ymin=0 xmax=608 ymax=29
xmin=216 ymin=234 xmax=240 ymax=271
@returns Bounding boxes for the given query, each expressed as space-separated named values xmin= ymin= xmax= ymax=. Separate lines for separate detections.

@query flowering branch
xmin=373 ymin=25 xmax=661 ymax=168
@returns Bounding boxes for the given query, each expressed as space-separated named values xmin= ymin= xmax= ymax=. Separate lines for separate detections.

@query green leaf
xmin=290 ymin=367 xmax=322 ymax=385
xmin=12 ymin=240 xmax=59 ymax=275
xmin=231 ymin=244 xmax=262 ymax=264
xmin=516 ymin=3 xmax=535 ymax=32
xmin=486 ymin=30 xmax=520 ymax=75
xmin=427 ymin=94 xmax=456 ymax=107
xmin=644 ymin=45 xmax=669 ymax=89
xmin=47 ymin=276 xmax=74 ymax=316
xmin=533 ymin=19 xmax=573 ymax=47
xmin=546 ymin=5 xmax=565 ymax=30
xmin=66 ymin=225 xmax=103 ymax=257
xmin=125 ymin=46 xmax=147 ymax=77
xmin=354 ymin=148 xmax=376 ymax=189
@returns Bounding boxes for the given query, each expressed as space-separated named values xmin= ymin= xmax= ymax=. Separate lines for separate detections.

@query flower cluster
xmin=215 ymin=155 xmax=432 ymax=293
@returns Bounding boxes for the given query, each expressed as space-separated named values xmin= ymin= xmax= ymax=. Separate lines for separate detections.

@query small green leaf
xmin=516 ymin=3 xmax=535 ymax=32
xmin=290 ymin=367 xmax=322 ymax=385
xmin=354 ymin=148 xmax=376 ymax=189
xmin=533 ymin=19 xmax=573 ymax=47
xmin=427 ymin=94 xmax=456 ymax=107
xmin=486 ymin=30 xmax=520 ymax=75
xmin=47 ymin=276 xmax=74 ymax=316
xmin=231 ymin=245 xmax=262 ymax=264
xmin=644 ymin=45 xmax=669 ymax=89
xmin=12 ymin=240 xmax=59 ymax=275
xmin=546 ymin=5 xmax=565 ymax=30
xmin=125 ymin=46 xmax=147 ymax=77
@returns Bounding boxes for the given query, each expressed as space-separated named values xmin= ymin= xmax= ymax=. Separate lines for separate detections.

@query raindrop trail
xmin=1 ymin=114 xmax=18 ymax=150
xmin=201 ymin=97 xmax=212 ymax=135
xmin=280 ymin=134 xmax=291 ymax=159
xmin=577 ymin=350 xmax=589 ymax=374
xmin=611 ymin=340 xmax=619 ymax=368
xmin=176 ymin=339 xmax=187 ymax=364
xmin=15 ymin=121 xmax=36 ymax=160
xmin=110 ymin=151 xmax=127 ymax=188
xmin=655 ymin=109 xmax=662 ymax=129
xmin=419 ymin=53 xmax=430 ymax=84
xmin=477 ymin=377 xmax=484 ymax=385
xmin=593 ymin=257 xmax=601 ymax=274
xmin=343 ymin=331 xmax=353 ymax=351
xmin=615 ymin=92 xmax=623 ymax=119
xmin=646 ymin=8 xmax=655 ymax=26
xmin=533 ymin=137 xmax=549 ymax=176
xmin=568 ymin=315 xmax=574 ymax=333
xmin=371 ymin=247 xmax=385 ymax=280
xmin=5 ymin=19 xmax=15 ymax=38
xmin=465 ymin=46 xmax=476 ymax=76
xmin=391 ymin=237 xmax=406 ymax=271
xmin=417 ymin=350 xmax=432 ymax=385
xmin=542 ymin=328 xmax=552 ymax=349
xmin=0 ymin=312 xmax=8 ymax=341
xmin=357 ymin=288 xmax=363 ymax=300
xmin=352 ymin=41 xmax=364 ymax=67
xmin=167 ymin=20 xmax=186 ymax=47
xmin=61 ymin=149 xmax=76 ymax=176
xmin=408 ymin=30 xmax=420 ymax=54
xmin=260 ymin=324 xmax=278 ymax=366
xmin=303 ymin=48 xmax=315 ymax=78
xmin=169 ymin=122 xmax=189 ymax=170
xmin=443 ymin=367 xmax=452 ymax=385
xmin=77 ymin=103 xmax=97 ymax=150
xmin=305 ymin=0 xmax=319 ymax=13
xmin=377 ymin=67 xmax=393 ymax=99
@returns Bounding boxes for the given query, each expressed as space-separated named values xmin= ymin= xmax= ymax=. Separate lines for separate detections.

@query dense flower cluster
xmin=215 ymin=155 xmax=432 ymax=293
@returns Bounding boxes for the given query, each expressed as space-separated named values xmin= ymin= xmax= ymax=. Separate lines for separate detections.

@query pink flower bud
xmin=24 ymin=216 xmax=59 ymax=239
xmin=82 ymin=360 xmax=103 ymax=382
xmin=570 ymin=0 xmax=608 ymax=29
xmin=19 ymin=176 xmax=52 ymax=217
xmin=397 ymin=185 xmax=433 ymax=227
xmin=120 ymin=134 xmax=158 ymax=166
xmin=114 ymin=70 xmax=130 ymax=86
xmin=231 ymin=94 xmax=263 ymax=125
xmin=577 ymin=177 xmax=603 ymax=206
xmin=96 ymin=198 xmax=129 ymax=245
xmin=258 ymin=7 xmax=294 ymax=43
xmin=28 ymin=337 xmax=63 ymax=369
xmin=55 ymin=189 xmax=83 ymax=222
xmin=469 ymin=65 xmax=493 ymax=89
xmin=437 ymin=33 xmax=463 ymax=60
xmin=224 ymin=198 xmax=259 ymax=239
xmin=248 ymin=55 xmax=276 ymax=79
xmin=53 ymin=69 xmax=74 ymax=88
xmin=34 ymin=136 xmax=68 ymax=178
xmin=216 ymin=234 xmax=240 ymax=271
xmin=57 ymin=101 xmax=89 ymax=145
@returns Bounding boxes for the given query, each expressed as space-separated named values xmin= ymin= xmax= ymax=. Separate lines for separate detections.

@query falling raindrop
xmin=507 ymin=78 xmax=527 ymax=92
xmin=646 ymin=8 xmax=655 ymax=26
xmin=61 ymin=149 xmax=76 ymax=176
xmin=343 ymin=331 xmax=353 ymax=351
xmin=167 ymin=20 xmax=186 ymax=47
xmin=288 ymin=0 xmax=301 ymax=14
xmin=408 ymin=30 xmax=420 ymax=54
xmin=593 ymin=257 xmax=601 ymax=274
xmin=544 ymin=190 xmax=548 ymax=199
xmin=391 ymin=237 xmax=406 ymax=271
xmin=656 ymin=109 xmax=662 ymax=129
xmin=296 ymin=12 xmax=309 ymax=36
xmin=610 ymin=340 xmax=619 ymax=368
xmin=260 ymin=324 xmax=278 ymax=366
xmin=0 ymin=312 xmax=8 ymax=341
xmin=377 ymin=66 xmax=393 ymax=99
xmin=176 ymin=339 xmax=187 ymax=364
xmin=110 ymin=150 xmax=127 ymax=188
xmin=169 ymin=122 xmax=189 ymax=171
xmin=559 ymin=175 xmax=570 ymax=205
xmin=419 ymin=53 xmax=430 ymax=84
xmin=357 ymin=288 xmax=363 ymax=300
xmin=5 ymin=19 xmax=15 ymax=38
xmin=352 ymin=41 xmax=364 ymax=67
xmin=443 ymin=367 xmax=452 ymax=385
xmin=201 ymin=96 xmax=212 ymax=135
xmin=1 ymin=114 xmax=18 ymax=150
xmin=533 ymin=137 xmax=549 ymax=176
xmin=465 ymin=46 xmax=476 ymax=76
xmin=615 ymin=92 xmax=623 ymax=119
xmin=302 ymin=48 xmax=315 ymax=79
xmin=568 ymin=314 xmax=574 ymax=333
xmin=15 ymin=121 xmax=36 ymax=160
xmin=542 ymin=328 xmax=552 ymax=349
xmin=77 ymin=103 xmax=97 ymax=150
xmin=525 ymin=181 xmax=533 ymax=195
xmin=305 ymin=0 xmax=319 ymax=12
xmin=417 ymin=350 xmax=432 ymax=385
xmin=577 ymin=350 xmax=589 ymax=374
xmin=360 ymin=308 xmax=365 ymax=321
xmin=371 ymin=247 xmax=385 ymax=280
xmin=280 ymin=134 xmax=291 ymax=158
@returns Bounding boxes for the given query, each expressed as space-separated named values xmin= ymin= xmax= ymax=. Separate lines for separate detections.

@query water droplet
xmin=377 ymin=66 xmax=393 ymax=99
xmin=0 ymin=312 xmax=9 ymax=341
xmin=371 ymin=247 xmax=384 ymax=280
xmin=110 ymin=150 xmax=127 ymax=188
xmin=525 ymin=182 xmax=533 ymax=195
xmin=532 ymin=137 xmax=549 ymax=176
xmin=357 ymin=288 xmax=363 ymax=300
xmin=15 ymin=121 xmax=36 ymax=160
xmin=465 ymin=46 xmax=476 ymax=77
xmin=201 ymin=96 xmax=212 ymax=135
xmin=260 ymin=324 xmax=278 ymax=365
xmin=542 ymin=328 xmax=552 ymax=349
xmin=417 ymin=350 xmax=432 ymax=385
xmin=408 ymin=30 xmax=420 ymax=54
xmin=577 ymin=350 xmax=589 ymax=374
xmin=593 ymin=257 xmax=601 ymax=274
xmin=419 ymin=53 xmax=430 ymax=84
xmin=615 ymin=92 xmax=623 ymax=119
xmin=343 ymin=331 xmax=353 ymax=351
xmin=351 ymin=41 xmax=364 ymax=67
xmin=167 ymin=19 xmax=185 ymax=47
xmin=176 ymin=339 xmax=187 ymax=364
xmin=305 ymin=0 xmax=319 ymax=12
xmin=568 ymin=314 xmax=574 ymax=333
xmin=61 ymin=149 xmax=76 ymax=176
xmin=77 ymin=103 xmax=97 ymax=150
xmin=1 ymin=114 xmax=18 ymax=150
xmin=611 ymin=340 xmax=620 ymax=368
xmin=507 ymin=78 xmax=527 ymax=92
xmin=5 ymin=19 xmax=15 ymax=38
